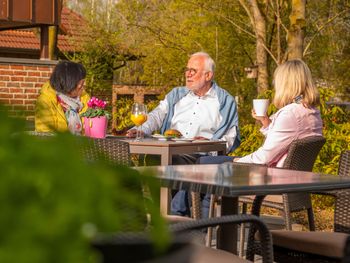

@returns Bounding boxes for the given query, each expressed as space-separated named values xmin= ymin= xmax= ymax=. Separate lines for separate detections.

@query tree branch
xmin=303 ymin=8 xmax=350 ymax=56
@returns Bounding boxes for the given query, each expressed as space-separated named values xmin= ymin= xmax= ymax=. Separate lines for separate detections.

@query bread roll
xmin=164 ymin=129 xmax=182 ymax=138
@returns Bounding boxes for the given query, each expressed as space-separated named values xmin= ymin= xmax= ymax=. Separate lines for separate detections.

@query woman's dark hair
xmin=50 ymin=61 xmax=86 ymax=94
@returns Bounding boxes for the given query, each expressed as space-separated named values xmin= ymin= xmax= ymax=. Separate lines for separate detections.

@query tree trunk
xmin=287 ymin=0 xmax=306 ymax=60
xmin=250 ymin=0 xmax=269 ymax=93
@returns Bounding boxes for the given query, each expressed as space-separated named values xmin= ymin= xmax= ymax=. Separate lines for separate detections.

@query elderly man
xmin=127 ymin=51 xmax=240 ymax=216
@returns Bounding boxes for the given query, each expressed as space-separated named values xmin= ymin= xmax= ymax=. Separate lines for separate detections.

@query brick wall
xmin=0 ymin=57 xmax=57 ymax=120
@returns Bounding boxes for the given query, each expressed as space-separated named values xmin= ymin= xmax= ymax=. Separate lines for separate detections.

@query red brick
xmin=6 ymin=82 xmax=20 ymax=88
xmin=24 ymin=98 xmax=36 ymax=105
xmin=24 ymin=66 xmax=37 ymax=70
xmin=9 ymin=88 xmax=23 ymax=93
xmin=14 ymin=94 xmax=27 ymax=99
xmin=24 ymin=99 xmax=36 ymax=104
xmin=0 ymin=99 xmax=10 ymax=104
xmin=0 ymin=88 xmax=9 ymax=92
xmin=24 ymin=88 xmax=38 ymax=93
xmin=28 ymin=71 xmax=41 ymax=77
xmin=0 ymin=70 xmax=14 ymax=75
xmin=35 ymin=83 xmax=42 ymax=88
xmin=10 ymin=99 xmax=24 ymax=105
xmin=41 ymin=72 xmax=51 ymax=77
xmin=11 ymin=76 xmax=24 ymax=81
xmin=27 ymin=105 xmax=35 ymax=110
xmin=38 ymin=67 xmax=51 ymax=71
xmin=0 ymin=76 xmax=10 ymax=81
xmin=0 ymin=93 xmax=13 ymax=98
xmin=25 ymin=77 xmax=38 ymax=82
xmin=21 ymin=83 xmax=34 ymax=88
xmin=10 ymin=65 xmax=24 ymax=70
xmin=0 ymin=65 xmax=10 ymax=69
xmin=15 ymin=71 xmax=28 ymax=76
xmin=27 ymin=94 xmax=39 ymax=99
xmin=39 ymin=77 xmax=49 ymax=82
xmin=0 ymin=93 xmax=13 ymax=99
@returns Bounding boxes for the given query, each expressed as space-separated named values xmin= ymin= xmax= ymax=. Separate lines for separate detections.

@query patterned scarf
xmin=56 ymin=92 xmax=83 ymax=135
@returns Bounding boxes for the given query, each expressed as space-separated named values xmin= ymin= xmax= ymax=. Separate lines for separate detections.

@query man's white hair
xmin=190 ymin=52 xmax=215 ymax=73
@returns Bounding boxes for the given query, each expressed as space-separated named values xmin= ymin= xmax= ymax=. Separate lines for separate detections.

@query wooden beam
xmin=40 ymin=25 xmax=49 ymax=59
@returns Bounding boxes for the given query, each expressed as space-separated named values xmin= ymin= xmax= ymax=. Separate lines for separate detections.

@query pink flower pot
xmin=84 ymin=116 xmax=108 ymax=139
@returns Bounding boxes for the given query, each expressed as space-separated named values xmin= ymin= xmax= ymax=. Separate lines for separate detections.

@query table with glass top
xmin=137 ymin=163 xmax=350 ymax=254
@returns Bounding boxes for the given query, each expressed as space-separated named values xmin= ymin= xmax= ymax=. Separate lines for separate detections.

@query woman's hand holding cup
xmin=252 ymin=109 xmax=271 ymax=128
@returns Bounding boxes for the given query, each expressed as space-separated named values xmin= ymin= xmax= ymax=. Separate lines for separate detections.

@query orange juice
xmin=131 ymin=114 xmax=147 ymax=126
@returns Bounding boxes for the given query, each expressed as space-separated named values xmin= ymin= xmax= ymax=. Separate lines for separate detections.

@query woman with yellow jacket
xmin=35 ymin=61 xmax=90 ymax=134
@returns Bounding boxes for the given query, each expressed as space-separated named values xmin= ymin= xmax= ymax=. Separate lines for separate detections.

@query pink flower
xmin=87 ymin=97 xmax=107 ymax=109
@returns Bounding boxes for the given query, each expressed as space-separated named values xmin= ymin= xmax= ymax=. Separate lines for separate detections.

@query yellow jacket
xmin=35 ymin=82 xmax=90 ymax=132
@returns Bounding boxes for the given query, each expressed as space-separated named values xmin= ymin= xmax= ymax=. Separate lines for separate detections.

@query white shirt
xmin=141 ymin=87 xmax=238 ymax=151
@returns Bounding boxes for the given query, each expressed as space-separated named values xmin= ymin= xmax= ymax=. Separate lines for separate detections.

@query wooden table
xmin=137 ymin=163 xmax=350 ymax=254
xmin=124 ymin=138 xmax=227 ymax=214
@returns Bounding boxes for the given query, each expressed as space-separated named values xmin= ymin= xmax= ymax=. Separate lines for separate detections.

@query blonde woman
xmin=235 ymin=59 xmax=323 ymax=166
xmin=199 ymin=59 xmax=323 ymax=217
xmin=200 ymin=59 xmax=323 ymax=167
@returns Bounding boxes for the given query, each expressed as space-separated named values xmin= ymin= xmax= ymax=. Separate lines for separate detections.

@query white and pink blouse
xmin=237 ymin=103 xmax=323 ymax=167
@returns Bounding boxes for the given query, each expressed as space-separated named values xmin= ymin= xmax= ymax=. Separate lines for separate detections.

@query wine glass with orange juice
xmin=131 ymin=103 xmax=148 ymax=141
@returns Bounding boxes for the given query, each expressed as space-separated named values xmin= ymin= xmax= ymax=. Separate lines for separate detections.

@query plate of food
xmin=152 ymin=129 xmax=183 ymax=141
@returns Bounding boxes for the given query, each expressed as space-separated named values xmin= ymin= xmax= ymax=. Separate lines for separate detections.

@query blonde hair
xmin=273 ymin=59 xmax=319 ymax=109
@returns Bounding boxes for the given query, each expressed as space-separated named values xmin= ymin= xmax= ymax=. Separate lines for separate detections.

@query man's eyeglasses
xmin=184 ymin=68 xmax=198 ymax=75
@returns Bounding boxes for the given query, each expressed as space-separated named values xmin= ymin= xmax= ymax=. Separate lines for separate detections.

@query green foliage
xmin=114 ymin=97 xmax=159 ymax=131
xmin=114 ymin=96 xmax=135 ymax=131
xmin=313 ymin=88 xmax=350 ymax=175
xmin=230 ymin=124 xmax=264 ymax=157
xmin=81 ymin=108 xmax=111 ymax=119
xmin=0 ymin=108 xmax=169 ymax=263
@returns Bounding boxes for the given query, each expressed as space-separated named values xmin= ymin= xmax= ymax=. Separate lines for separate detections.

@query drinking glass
xmin=130 ymin=103 xmax=148 ymax=141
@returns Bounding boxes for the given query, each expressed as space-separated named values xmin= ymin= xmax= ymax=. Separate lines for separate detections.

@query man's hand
xmin=126 ymin=128 xmax=138 ymax=138
xmin=232 ymin=157 xmax=240 ymax=162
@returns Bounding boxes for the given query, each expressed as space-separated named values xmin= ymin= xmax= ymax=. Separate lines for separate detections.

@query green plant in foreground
xmin=0 ymin=108 xmax=169 ymax=263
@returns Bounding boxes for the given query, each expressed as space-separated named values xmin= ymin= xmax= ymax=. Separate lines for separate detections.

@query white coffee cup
xmin=253 ymin=99 xmax=269 ymax=116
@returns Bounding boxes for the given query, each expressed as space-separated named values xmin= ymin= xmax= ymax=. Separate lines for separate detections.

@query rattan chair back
xmin=246 ymin=136 xmax=326 ymax=260
xmin=81 ymin=137 xmax=131 ymax=166
xmin=281 ymin=136 xmax=326 ymax=230
xmin=28 ymin=132 xmax=131 ymax=166
xmin=334 ymin=150 xmax=350 ymax=233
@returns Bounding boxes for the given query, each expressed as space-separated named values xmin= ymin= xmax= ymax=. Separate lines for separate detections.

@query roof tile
xmin=0 ymin=7 xmax=88 ymax=53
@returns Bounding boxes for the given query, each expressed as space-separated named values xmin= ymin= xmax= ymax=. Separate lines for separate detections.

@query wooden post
xmin=40 ymin=26 xmax=49 ymax=59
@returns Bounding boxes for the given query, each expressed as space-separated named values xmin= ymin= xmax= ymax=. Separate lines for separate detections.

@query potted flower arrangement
xmin=81 ymin=97 xmax=111 ymax=138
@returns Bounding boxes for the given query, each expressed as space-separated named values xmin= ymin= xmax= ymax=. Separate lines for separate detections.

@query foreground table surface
xmin=140 ymin=162 xmax=350 ymax=196
xmin=137 ymin=163 xmax=350 ymax=254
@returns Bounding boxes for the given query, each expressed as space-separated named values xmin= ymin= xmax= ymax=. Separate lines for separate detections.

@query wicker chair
xmin=28 ymin=132 xmax=131 ymax=166
xmin=171 ymin=214 xmax=274 ymax=263
xmin=247 ymin=150 xmax=350 ymax=263
xmin=80 ymin=137 xmax=131 ymax=166
xmin=197 ymin=136 xmax=325 ymax=249
xmin=241 ymin=136 xmax=326 ymax=231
